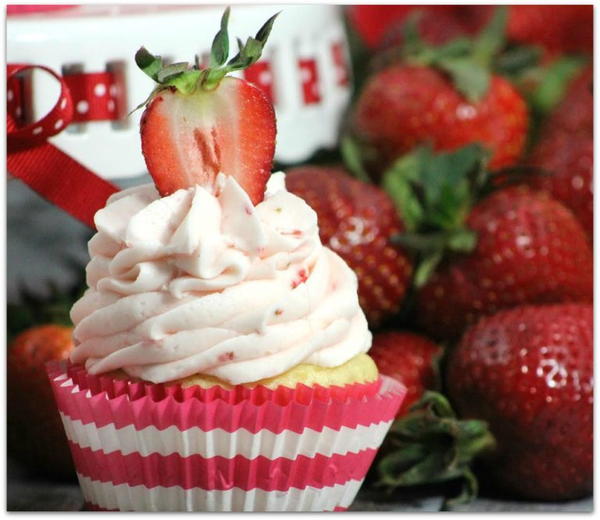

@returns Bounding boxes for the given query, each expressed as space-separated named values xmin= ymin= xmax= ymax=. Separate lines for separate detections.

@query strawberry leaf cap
xmin=384 ymin=144 xmax=550 ymax=286
xmin=376 ymin=391 xmax=495 ymax=508
xmin=383 ymin=7 xmax=509 ymax=102
xmin=383 ymin=144 xmax=488 ymax=286
xmin=134 ymin=7 xmax=279 ymax=103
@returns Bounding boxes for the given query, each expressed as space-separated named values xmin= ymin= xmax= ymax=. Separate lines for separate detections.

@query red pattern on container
xmin=243 ymin=61 xmax=275 ymax=104
xmin=331 ymin=42 xmax=350 ymax=87
xmin=298 ymin=58 xmax=321 ymax=104
xmin=85 ymin=503 xmax=347 ymax=512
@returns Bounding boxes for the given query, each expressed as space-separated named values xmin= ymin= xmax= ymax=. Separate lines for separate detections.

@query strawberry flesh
xmin=141 ymin=77 xmax=275 ymax=204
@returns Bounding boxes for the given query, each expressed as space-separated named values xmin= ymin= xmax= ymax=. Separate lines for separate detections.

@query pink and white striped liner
xmin=47 ymin=362 xmax=405 ymax=512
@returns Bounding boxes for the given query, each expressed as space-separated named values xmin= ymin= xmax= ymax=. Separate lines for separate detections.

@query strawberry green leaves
xmin=384 ymin=144 xmax=488 ymax=233
xmin=135 ymin=47 xmax=163 ymax=81
xmin=399 ymin=6 xmax=509 ymax=102
xmin=134 ymin=7 xmax=279 ymax=100
xmin=209 ymin=6 xmax=231 ymax=67
xmin=383 ymin=144 xmax=489 ymax=286
xmin=471 ymin=6 xmax=508 ymax=68
xmin=202 ymin=10 xmax=278 ymax=89
xmin=201 ymin=7 xmax=278 ymax=89
xmin=377 ymin=392 xmax=495 ymax=509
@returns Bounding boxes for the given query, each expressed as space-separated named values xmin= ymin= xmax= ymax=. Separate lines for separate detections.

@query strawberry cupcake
xmin=47 ymin=10 xmax=405 ymax=512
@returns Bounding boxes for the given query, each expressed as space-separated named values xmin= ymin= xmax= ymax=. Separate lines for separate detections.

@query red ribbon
xmin=7 ymin=64 xmax=120 ymax=229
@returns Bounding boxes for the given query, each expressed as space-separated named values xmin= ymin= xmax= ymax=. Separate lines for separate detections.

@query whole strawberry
xmin=285 ymin=166 xmax=412 ymax=327
xmin=528 ymin=67 xmax=593 ymax=239
xmin=417 ymin=186 xmax=593 ymax=339
xmin=354 ymin=67 xmax=527 ymax=173
xmin=447 ymin=304 xmax=593 ymax=500
xmin=381 ymin=145 xmax=593 ymax=340
xmin=369 ymin=331 xmax=441 ymax=416
xmin=352 ymin=8 xmax=528 ymax=175
xmin=8 ymin=324 xmax=75 ymax=479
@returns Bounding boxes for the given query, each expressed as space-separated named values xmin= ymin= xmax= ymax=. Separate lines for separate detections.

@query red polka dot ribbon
xmin=65 ymin=71 xmax=125 ymax=122
xmin=7 ymin=64 xmax=119 ymax=229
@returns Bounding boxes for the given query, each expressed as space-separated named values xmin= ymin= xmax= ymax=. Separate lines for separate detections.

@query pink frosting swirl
xmin=70 ymin=173 xmax=371 ymax=384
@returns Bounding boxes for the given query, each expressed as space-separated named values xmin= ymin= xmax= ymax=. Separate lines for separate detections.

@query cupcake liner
xmin=47 ymin=361 xmax=405 ymax=512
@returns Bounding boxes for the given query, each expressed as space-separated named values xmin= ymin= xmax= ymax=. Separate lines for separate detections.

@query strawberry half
xmin=140 ymin=78 xmax=275 ymax=204
xmin=135 ymin=8 xmax=278 ymax=204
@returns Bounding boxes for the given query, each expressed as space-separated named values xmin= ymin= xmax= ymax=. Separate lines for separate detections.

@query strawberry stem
xmin=388 ymin=6 xmax=509 ymax=102
xmin=383 ymin=144 xmax=489 ymax=286
xmin=134 ymin=8 xmax=279 ymax=104
xmin=340 ymin=135 xmax=372 ymax=183
xmin=377 ymin=391 xmax=495 ymax=507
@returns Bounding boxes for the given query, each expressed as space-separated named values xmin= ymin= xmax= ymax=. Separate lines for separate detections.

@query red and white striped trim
xmin=60 ymin=412 xmax=392 ymax=459
xmin=50 ymin=370 xmax=398 ymax=434
xmin=77 ymin=475 xmax=364 ymax=512
xmin=70 ymin=442 xmax=377 ymax=491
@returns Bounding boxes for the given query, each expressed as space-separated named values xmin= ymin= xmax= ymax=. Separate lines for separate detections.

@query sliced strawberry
xmin=140 ymin=77 xmax=275 ymax=204
xmin=136 ymin=8 xmax=279 ymax=204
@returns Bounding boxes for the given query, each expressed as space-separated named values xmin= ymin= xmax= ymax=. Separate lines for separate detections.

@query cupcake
xmin=47 ymin=9 xmax=405 ymax=512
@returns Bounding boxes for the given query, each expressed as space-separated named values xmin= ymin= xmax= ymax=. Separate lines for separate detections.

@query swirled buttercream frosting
xmin=70 ymin=172 xmax=372 ymax=384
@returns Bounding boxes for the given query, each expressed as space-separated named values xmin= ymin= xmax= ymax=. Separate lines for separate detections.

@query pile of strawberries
xmin=288 ymin=5 xmax=593 ymax=505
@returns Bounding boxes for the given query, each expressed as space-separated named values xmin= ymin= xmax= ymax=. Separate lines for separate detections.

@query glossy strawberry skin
xmin=140 ymin=77 xmax=276 ymax=205
xmin=508 ymin=5 xmax=593 ymax=56
xmin=543 ymin=66 xmax=593 ymax=137
xmin=453 ymin=5 xmax=593 ymax=56
xmin=417 ymin=186 xmax=593 ymax=340
xmin=529 ymin=133 xmax=593 ymax=240
xmin=528 ymin=67 xmax=593 ymax=239
xmin=369 ymin=331 xmax=441 ymax=416
xmin=285 ymin=166 xmax=412 ymax=327
xmin=7 ymin=325 xmax=75 ymax=479
xmin=353 ymin=66 xmax=528 ymax=174
xmin=378 ymin=7 xmax=469 ymax=51
xmin=346 ymin=5 xmax=461 ymax=49
xmin=447 ymin=304 xmax=593 ymax=500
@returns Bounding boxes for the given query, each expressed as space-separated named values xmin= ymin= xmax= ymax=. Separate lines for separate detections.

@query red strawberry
xmin=529 ymin=133 xmax=593 ymax=240
xmin=453 ymin=5 xmax=593 ymax=56
xmin=508 ymin=5 xmax=593 ymax=56
xmin=353 ymin=66 xmax=527 ymax=173
xmin=447 ymin=304 xmax=593 ymax=500
xmin=285 ymin=166 xmax=412 ymax=327
xmin=369 ymin=331 xmax=441 ymax=416
xmin=346 ymin=5 xmax=460 ymax=50
xmin=378 ymin=8 xmax=470 ymax=50
xmin=8 ymin=324 xmax=75 ymax=479
xmin=136 ymin=9 xmax=278 ymax=204
xmin=544 ymin=65 xmax=593 ymax=136
xmin=352 ymin=9 xmax=528 ymax=177
xmin=528 ymin=66 xmax=593 ymax=239
xmin=417 ymin=186 xmax=593 ymax=340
